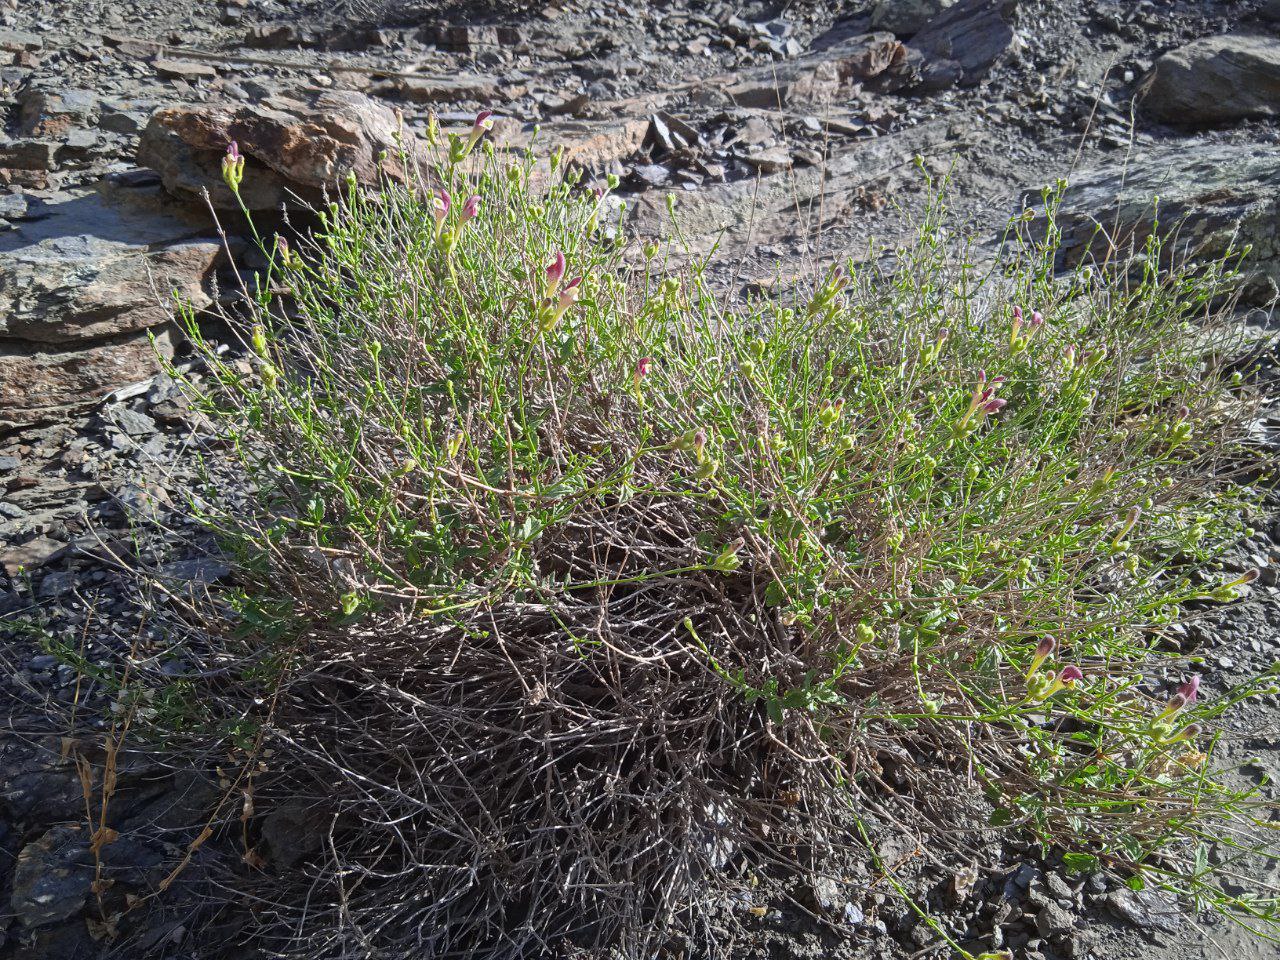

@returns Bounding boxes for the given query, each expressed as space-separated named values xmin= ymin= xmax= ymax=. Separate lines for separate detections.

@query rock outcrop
xmin=0 ymin=175 xmax=220 ymax=428
xmin=138 ymin=89 xmax=410 ymax=210
xmin=1140 ymin=34 xmax=1280 ymax=126
xmin=1039 ymin=142 xmax=1280 ymax=303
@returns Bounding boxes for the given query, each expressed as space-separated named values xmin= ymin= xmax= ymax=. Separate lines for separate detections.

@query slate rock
xmin=370 ymin=74 xmax=500 ymax=104
xmin=1105 ymin=887 xmax=1182 ymax=933
xmin=1040 ymin=142 xmax=1280 ymax=305
xmin=9 ymin=824 xmax=93 ymax=927
xmin=17 ymin=83 xmax=99 ymax=137
xmin=871 ymin=0 xmax=960 ymax=35
xmin=725 ymin=32 xmax=904 ymax=108
xmin=908 ymin=0 xmax=1020 ymax=86
xmin=0 ymin=181 xmax=220 ymax=344
xmin=1140 ymin=34 xmax=1280 ymax=126
xmin=1 ymin=327 xmax=177 ymax=430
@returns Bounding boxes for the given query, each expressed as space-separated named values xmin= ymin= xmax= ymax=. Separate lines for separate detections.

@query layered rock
xmin=1040 ymin=142 xmax=1280 ymax=303
xmin=138 ymin=89 xmax=411 ymax=210
xmin=906 ymin=0 xmax=1021 ymax=87
xmin=0 ymin=175 xmax=220 ymax=428
xmin=1140 ymin=34 xmax=1280 ymax=126
xmin=870 ymin=0 xmax=960 ymax=35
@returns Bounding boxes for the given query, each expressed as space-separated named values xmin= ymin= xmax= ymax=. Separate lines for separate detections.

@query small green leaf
xmin=989 ymin=807 xmax=1015 ymax=827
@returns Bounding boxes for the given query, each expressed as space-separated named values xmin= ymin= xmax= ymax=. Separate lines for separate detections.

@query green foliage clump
xmin=160 ymin=121 xmax=1277 ymax=957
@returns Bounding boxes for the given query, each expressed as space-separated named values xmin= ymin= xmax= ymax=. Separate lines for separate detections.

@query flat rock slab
xmin=0 ymin=179 xmax=220 ymax=344
xmin=138 ymin=89 xmax=412 ymax=210
xmin=1 ymin=327 xmax=177 ymax=431
xmin=1039 ymin=141 xmax=1280 ymax=303
xmin=1140 ymin=33 xmax=1280 ymax=126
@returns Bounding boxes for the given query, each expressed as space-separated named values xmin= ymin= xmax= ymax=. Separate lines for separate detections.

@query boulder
xmin=138 ymin=89 xmax=411 ymax=210
xmin=1140 ymin=34 xmax=1280 ymax=126
xmin=1037 ymin=142 xmax=1280 ymax=304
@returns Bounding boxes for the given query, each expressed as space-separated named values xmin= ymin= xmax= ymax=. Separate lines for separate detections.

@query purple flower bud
xmin=227 ymin=140 xmax=241 ymax=161
xmin=461 ymin=194 xmax=482 ymax=222
xmin=636 ymin=357 xmax=652 ymax=380
xmin=983 ymin=398 xmax=1008 ymax=414
xmin=1012 ymin=305 xmax=1023 ymax=322
xmin=1030 ymin=310 xmax=1044 ymax=327
xmin=473 ymin=109 xmax=494 ymax=133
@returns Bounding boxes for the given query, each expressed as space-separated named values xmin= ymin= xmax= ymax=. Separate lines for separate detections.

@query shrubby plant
xmin=145 ymin=114 xmax=1277 ymax=957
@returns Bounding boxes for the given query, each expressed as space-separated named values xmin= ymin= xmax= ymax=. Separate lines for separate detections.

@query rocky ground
xmin=3 ymin=0 xmax=1280 ymax=957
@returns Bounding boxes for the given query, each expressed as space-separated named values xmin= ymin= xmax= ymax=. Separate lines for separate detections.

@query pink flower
xmin=636 ymin=357 xmax=652 ymax=379
xmin=1176 ymin=675 xmax=1200 ymax=706
xmin=433 ymin=189 xmax=451 ymax=222
xmin=1058 ymin=665 xmax=1084 ymax=685
xmin=465 ymin=109 xmax=495 ymax=150
xmin=221 ymin=140 xmax=245 ymax=190
xmin=960 ymin=370 xmax=1007 ymax=430
xmin=558 ymin=276 xmax=583 ymax=310
xmin=1012 ymin=305 xmax=1023 ymax=322
xmin=461 ymin=194 xmax=482 ymax=222
xmin=692 ymin=428 xmax=707 ymax=459
xmin=545 ymin=250 xmax=566 ymax=292
xmin=1027 ymin=637 xmax=1056 ymax=677
xmin=1030 ymin=310 xmax=1044 ymax=328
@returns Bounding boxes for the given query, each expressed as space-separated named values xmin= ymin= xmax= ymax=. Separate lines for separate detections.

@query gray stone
xmin=1141 ymin=34 xmax=1280 ymax=126
xmin=109 ymin=407 xmax=158 ymax=436
xmin=1105 ymin=887 xmax=1183 ymax=933
xmin=1041 ymin=142 xmax=1280 ymax=305
xmin=908 ymin=0 xmax=1020 ymax=86
xmin=0 ymin=180 xmax=220 ymax=344
xmin=9 ymin=824 xmax=93 ymax=927
xmin=1035 ymin=901 xmax=1074 ymax=938
xmin=871 ymin=0 xmax=960 ymax=35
